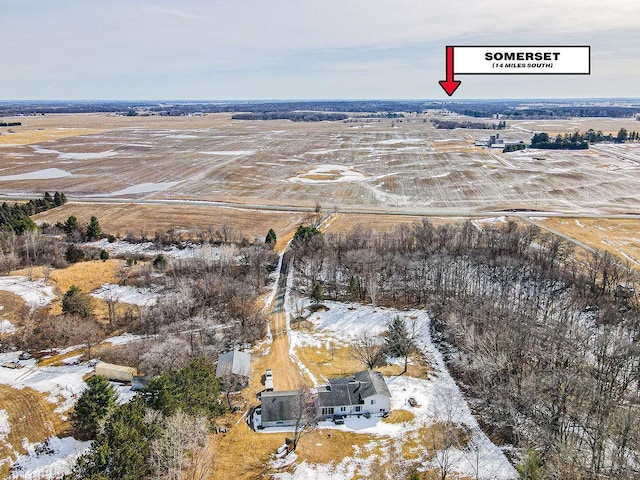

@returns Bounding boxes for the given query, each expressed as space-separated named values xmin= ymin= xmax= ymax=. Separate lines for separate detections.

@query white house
xmin=314 ymin=370 xmax=391 ymax=419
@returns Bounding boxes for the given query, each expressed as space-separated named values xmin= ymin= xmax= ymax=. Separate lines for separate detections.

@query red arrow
xmin=439 ymin=46 xmax=461 ymax=96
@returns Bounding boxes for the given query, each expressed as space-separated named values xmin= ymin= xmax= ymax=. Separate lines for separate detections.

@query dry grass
xmin=382 ymin=409 xmax=415 ymax=424
xmin=293 ymin=322 xmax=432 ymax=381
xmin=0 ymin=128 xmax=107 ymax=146
xmin=48 ymin=259 xmax=120 ymax=295
xmin=33 ymin=203 xmax=306 ymax=242
xmin=295 ymin=429 xmax=379 ymax=466
xmin=539 ymin=217 xmax=640 ymax=268
xmin=209 ymin=417 xmax=284 ymax=479
xmin=325 ymin=213 xmax=470 ymax=234
xmin=0 ymin=291 xmax=26 ymax=327
xmin=42 ymin=259 xmax=121 ymax=315
xmin=0 ymin=385 xmax=69 ymax=477
xmin=295 ymin=343 xmax=362 ymax=380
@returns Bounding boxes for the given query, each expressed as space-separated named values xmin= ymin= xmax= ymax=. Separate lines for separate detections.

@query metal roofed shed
xmin=216 ymin=350 xmax=251 ymax=378
xmin=95 ymin=361 xmax=137 ymax=383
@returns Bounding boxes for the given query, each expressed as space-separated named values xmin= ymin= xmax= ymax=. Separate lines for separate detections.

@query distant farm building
xmin=95 ymin=362 xmax=137 ymax=383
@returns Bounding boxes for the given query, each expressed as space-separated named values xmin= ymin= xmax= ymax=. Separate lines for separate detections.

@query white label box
xmin=452 ymin=46 xmax=590 ymax=75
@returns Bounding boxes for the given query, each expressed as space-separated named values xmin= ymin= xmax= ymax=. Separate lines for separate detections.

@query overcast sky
xmin=2 ymin=0 xmax=639 ymax=100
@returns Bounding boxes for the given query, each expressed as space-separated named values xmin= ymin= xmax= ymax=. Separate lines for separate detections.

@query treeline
xmin=431 ymin=119 xmax=506 ymax=130
xmin=231 ymin=112 xmax=348 ymax=122
xmin=583 ymin=127 xmax=640 ymax=143
xmin=531 ymin=128 xmax=640 ymax=149
xmin=444 ymin=101 xmax=640 ymax=119
xmin=292 ymin=220 xmax=640 ymax=478
xmin=531 ymin=132 xmax=589 ymax=150
xmin=502 ymin=142 xmax=526 ymax=153
xmin=0 ymin=191 xmax=66 ymax=234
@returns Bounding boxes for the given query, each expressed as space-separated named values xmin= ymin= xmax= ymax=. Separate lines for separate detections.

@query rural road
xmin=2 ymin=193 xmax=639 ymax=220
xmin=265 ymin=251 xmax=304 ymax=391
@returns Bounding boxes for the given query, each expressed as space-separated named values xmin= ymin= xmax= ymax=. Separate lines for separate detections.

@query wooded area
xmin=292 ymin=220 xmax=640 ymax=478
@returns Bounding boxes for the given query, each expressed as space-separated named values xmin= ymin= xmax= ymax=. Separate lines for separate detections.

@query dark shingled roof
xmin=355 ymin=369 xmax=391 ymax=398
xmin=316 ymin=370 xmax=390 ymax=408
xmin=260 ymin=390 xmax=301 ymax=423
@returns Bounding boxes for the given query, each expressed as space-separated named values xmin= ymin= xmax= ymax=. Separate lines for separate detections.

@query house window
xmin=355 ymin=406 xmax=361 ymax=412
xmin=321 ymin=407 xmax=334 ymax=415
xmin=340 ymin=407 xmax=346 ymax=412
xmin=371 ymin=399 xmax=376 ymax=405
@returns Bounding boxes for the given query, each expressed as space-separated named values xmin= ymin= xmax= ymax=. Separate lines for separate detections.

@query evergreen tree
xmin=64 ymin=215 xmax=79 ymax=236
xmin=265 ymin=228 xmax=277 ymax=246
xmin=144 ymin=357 xmax=223 ymax=419
xmin=62 ymin=285 xmax=93 ymax=318
xmin=54 ymin=191 xmax=63 ymax=206
xmin=99 ymin=249 xmax=110 ymax=262
xmin=152 ymin=254 xmax=168 ymax=271
xmin=86 ymin=216 xmax=102 ymax=240
xmin=385 ymin=316 xmax=413 ymax=373
xmin=69 ymin=398 xmax=160 ymax=480
xmin=65 ymin=244 xmax=85 ymax=263
xmin=517 ymin=449 xmax=545 ymax=479
xmin=616 ymin=128 xmax=628 ymax=143
xmin=311 ymin=281 xmax=324 ymax=305
xmin=71 ymin=375 xmax=117 ymax=440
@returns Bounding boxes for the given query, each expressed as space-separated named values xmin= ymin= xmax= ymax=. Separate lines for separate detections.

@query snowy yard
xmin=283 ymin=298 xmax=518 ymax=479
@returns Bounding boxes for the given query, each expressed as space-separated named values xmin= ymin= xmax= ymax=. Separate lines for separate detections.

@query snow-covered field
xmin=284 ymin=298 xmax=518 ymax=480
xmin=92 ymin=283 xmax=160 ymax=306
xmin=0 ymin=276 xmax=56 ymax=309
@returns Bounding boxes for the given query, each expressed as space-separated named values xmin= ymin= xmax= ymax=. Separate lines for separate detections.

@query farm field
xmin=537 ymin=217 xmax=640 ymax=267
xmin=32 ymin=202 xmax=307 ymax=242
xmin=0 ymin=113 xmax=639 ymax=216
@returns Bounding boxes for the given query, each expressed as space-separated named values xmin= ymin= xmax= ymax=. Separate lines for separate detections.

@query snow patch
xmin=10 ymin=436 xmax=91 ymax=480
xmin=92 ymin=284 xmax=159 ymax=307
xmin=0 ymin=276 xmax=55 ymax=309
xmin=199 ymin=150 xmax=255 ymax=156
xmin=0 ymin=409 xmax=10 ymax=440
xmin=289 ymin=164 xmax=367 ymax=184
xmin=0 ymin=168 xmax=72 ymax=181
xmin=58 ymin=150 xmax=116 ymax=160
xmin=103 ymin=181 xmax=181 ymax=196
xmin=0 ymin=319 xmax=16 ymax=334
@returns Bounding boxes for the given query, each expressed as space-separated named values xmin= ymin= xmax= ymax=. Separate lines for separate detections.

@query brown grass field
xmin=538 ymin=217 xmax=640 ymax=267
xmin=33 ymin=202 xmax=307 ymax=242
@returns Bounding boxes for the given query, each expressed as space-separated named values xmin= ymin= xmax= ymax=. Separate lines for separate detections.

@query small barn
xmin=216 ymin=350 xmax=251 ymax=378
xmin=95 ymin=362 xmax=137 ymax=383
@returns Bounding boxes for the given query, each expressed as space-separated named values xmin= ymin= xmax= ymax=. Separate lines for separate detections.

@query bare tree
xmin=217 ymin=363 xmax=247 ymax=411
xmin=351 ymin=332 xmax=385 ymax=369
xmin=291 ymin=383 xmax=317 ymax=451
xmin=102 ymin=289 xmax=121 ymax=329
xmin=148 ymin=410 xmax=209 ymax=480
xmin=425 ymin=388 xmax=466 ymax=480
